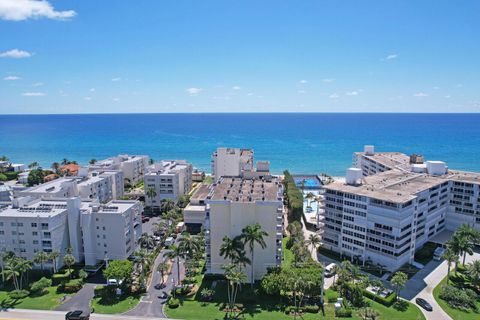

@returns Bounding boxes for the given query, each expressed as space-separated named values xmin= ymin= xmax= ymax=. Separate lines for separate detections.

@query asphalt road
xmin=0 ymin=309 xmax=171 ymax=320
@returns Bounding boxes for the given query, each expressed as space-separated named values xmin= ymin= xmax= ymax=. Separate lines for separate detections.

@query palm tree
xmin=223 ymin=263 xmax=247 ymax=317
xmin=51 ymin=162 xmax=60 ymax=173
xmin=48 ymin=251 xmax=60 ymax=273
xmin=305 ymin=233 xmax=321 ymax=257
xmin=456 ymin=224 xmax=477 ymax=265
xmin=161 ymin=199 xmax=176 ymax=213
xmin=136 ymin=249 xmax=150 ymax=286
xmin=34 ymin=251 xmax=49 ymax=273
xmin=466 ymin=260 xmax=480 ymax=289
xmin=178 ymin=233 xmax=201 ymax=260
xmin=3 ymin=262 xmax=20 ymax=290
xmin=145 ymin=187 xmax=157 ymax=206
xmin=63 ymin=253 xmax=76 ymax=278
xmin=138 ymin=233 xmax=155 ymax=252
xmin=89 ymin=159 xmax=97 ymax=165
xmin=16 ymin=258 xmax=32 ymax=289
xmin=28 ymin=162 xmax=39 ymax=169
xmin=305 ymin=192 xmax=316 ymax=206
xmin=442 ymin=247 xmax=458 ymax=281
xmin=157 ymin=261 xmax=169 ymax=286
xmin=0 ymin=156 xmax=8 ymax=161
xmin=390 ymin=271 xmax=408 ymax=300
xmin=165 ymin=244 xmax=185 ymax=287
xmin=219 ymin=236 xmax=245 ymax=264
xmin=61 ymin=158 xmax=69 ymax=165
xmin=240 ymin=223 xmax=268 ymax=287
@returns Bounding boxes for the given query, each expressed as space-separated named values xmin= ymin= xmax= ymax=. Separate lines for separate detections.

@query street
xmin=0 ymin=309 xmax=170 ymax=320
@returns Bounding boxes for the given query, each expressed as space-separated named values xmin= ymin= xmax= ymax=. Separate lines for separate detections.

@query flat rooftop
xmin=22 ymin=178 xmax=73 ymax=194
xmin=190 ymin=183 xmax=210 ymax=201
xmin=209 ymin=177 xmax=281 ymax=202
xmin=146 ymin=160 xmax=190 ymax=175
xmin=324 ymin=169 xmax=445 ymax=203
xmin=0 ymin=199 xmax=68 ymax=218
xmin=355 ymin=152 xmax=411 ymax=170
xmin=445 ymin=170 xmax=480 ymax=184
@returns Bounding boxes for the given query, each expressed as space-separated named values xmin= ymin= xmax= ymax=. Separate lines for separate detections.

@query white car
xmin=165 ymin=236 xmax=175 ymax=247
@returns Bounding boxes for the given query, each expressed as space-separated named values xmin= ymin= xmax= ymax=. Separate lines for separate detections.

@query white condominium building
xmin=18 ymin=178 xmax=79 ymax=199
xmin=144 ymin=160 xmax=193 ymax=208
xmin=89 ymin=154 xmax=149 ymax=186
xmin=183 ymin=183 xmax=210 ymax=233
xmin=205 ymin=177 xmax=283 ymax=282
xmin=0 ymin=197 xmax=142 ymax=269
xmin=211 ymin=148 xmax=254 ymax=180
xmin=321 ymin=158 xmax=480 ymax=271
xmin=353 ymin=145 xmax=412 ymax=176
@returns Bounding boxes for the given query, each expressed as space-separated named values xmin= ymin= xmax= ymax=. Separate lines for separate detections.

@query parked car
xmin=433 ymin=247 xmax=445 ymax=261
xmin=165 ymin=236 xmax=175 ymax=247
xmin=65 ymin=310 xmax=90 ymax=320
xmin=416 ymin=298 xmax=433 ymax=311
xmin=324 ymin=263 xmax=337 ymax=277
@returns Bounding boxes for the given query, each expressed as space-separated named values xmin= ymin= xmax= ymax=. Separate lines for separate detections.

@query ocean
xmin=1 ymin=113 xmax=479 ymax=176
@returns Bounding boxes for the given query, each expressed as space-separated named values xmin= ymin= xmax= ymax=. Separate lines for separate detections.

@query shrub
xmin=325 ymin=289 xmax=339 ymax=303
xmin=363 ymin=289 xmax=397 ymax=306
xmin=4 ymin=171 xmax=18 ymax=181
xmin=78 ymin=270 xmax=88 ymax=281
xmin=0 ymin=173 xmax=7 ymax=181
xmin=94 ymin=285 xmax=105 ymax=297
xmin=168 ymin=297 xmax=180 ymax=308
xmin=52 ymin=270 xmax=71 ymax=285
xmin=30 ymin=277 xmax=52 ymax=293
xmin=335 ymin=308 xmax=353 ymax=317
xmin=304 ymin=305 xmax=319 ymax=313
xmin=439 ymin=284 xmax=477 ymax=311
xmin=283 ymin=171 xmax=304 ymax=223
xmin=59 ymin=279 xmax=83 ymax=293
xmin=8 ymin=290 xmax=30 ymax=299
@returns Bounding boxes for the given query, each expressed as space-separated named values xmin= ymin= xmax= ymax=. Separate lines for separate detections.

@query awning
xmin=428 ymin=230 xmax=454 ymax=246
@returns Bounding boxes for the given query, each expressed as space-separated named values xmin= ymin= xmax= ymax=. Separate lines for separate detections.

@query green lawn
xmin=433 ymin=272 xmax=480 ymax=320
xmin=92 ymin=293 xmax=142 ymax=314
xmin=0 ymin=286 xmax=70 ymax=310
xmin=282 ymin=237 xmax=294 ymax=268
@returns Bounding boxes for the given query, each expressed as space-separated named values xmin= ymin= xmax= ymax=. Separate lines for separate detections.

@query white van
xmin=325 ymin=263 xmax=337 ymax=277
xmin=433 ymin=247 xmax=445 ymax=261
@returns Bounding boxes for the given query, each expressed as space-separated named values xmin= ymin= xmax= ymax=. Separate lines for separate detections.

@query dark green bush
xmin=0 ymin=173 xmax=7 ymax=181
xmin=52 ymin=270 xmax=72 ymax=285
xmin=304 ymin=305 xmax=319 ymax=313
xmin=335 ymin=308 xmax=353 ymax=317
xmin=59 ymin=279 xmax=83 ymax=293
xmin=439 ymin=284 xmax=477 ymax=311
xmin=168 ymin=297 xmax=180 ymax=308
xmin=363 ymin=289 xmax=397 ymax=306
xmin=325 ymin=290 xmax=339 ymax=303
xmin=8 ymin=290 xmax=30 ymax=299
xmin=30 ymin=277 xmax=52 ymax=293
xmin=4 ymin=171 xmax=18 ymax=180
xmin=283 ymin=170 xmax=304 ymax=223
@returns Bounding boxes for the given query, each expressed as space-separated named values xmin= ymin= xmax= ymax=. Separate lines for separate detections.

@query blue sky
xmin=0 ymin=0 xmax=479 ymax=114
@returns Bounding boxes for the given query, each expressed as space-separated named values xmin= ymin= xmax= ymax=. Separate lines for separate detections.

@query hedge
xmin=8 ymin=290 xmax=30 ymax=299
xmin=52 ymin=270 xmax=73 ymax=285
xmin=335 ymin=308 xmax=353 ymax=317
xmin=283 ymin=170 xmax=304 ymax=223
xmin=363 ymin=289 xmax=397 ymax=306
xmin=59 ymin=279 xmax=83 ymax=293
xmin=4 ymin=171 xmax=18 ymax=180
xmin=304 ymin=305 xmax=320 ymax=313
xmin=168 ymin=298 xmax=180 ymax=308
xmin=325 ymin=289 xmax=339 ymax=303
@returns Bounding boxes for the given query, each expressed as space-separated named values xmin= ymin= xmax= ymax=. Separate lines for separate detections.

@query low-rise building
xmin=205 ymin=176 xmax=283 ymax=282
xmin=183 ymin=184 xmax=210 ymax=233
xmin=144 ymin=160 xmax=193 ymax=209
xmin=211 ymin=148 xmax=254 ymax=180
xmin=0 ymin=197 xmax=142 ymax=269
xmin=89 ymin=155 xmax=149 ymax=186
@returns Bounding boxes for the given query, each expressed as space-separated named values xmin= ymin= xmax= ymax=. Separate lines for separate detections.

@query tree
xmin=138 ymin=233 xmax=155 ymax=252
xmin=390 ymin=271 xmax=408 ymax=300
xmin=240 ymin=223 xmax=268 ymax=287
xmin=456 ymin=224 xmax=478 ymax=265
xmin=48 ymin=251 xmax=60 ymax=273
xmin=27 ymin=169 xmax=46 ymax=186
xmin=61 ymin=158 xmax=69 ymax=165
xmin=0 ymin=156 xmax=8 ymax=161
xmin=305 ymin=192 xmax=316 ymax=206
xmin=369 ymin=278 xmax=384 ymax=298
xmin=466 ymin=260 xmax=480 ymax=289
xmin=146 ymin=187 xmax=157 ymax=205
xmin=165 ymin=244 xmax=185 ymax=287
xmin=34 ymin=251 xmax=49 ymax=273
xmin=89 ymin=159 xmax=97 ymax=165
xmin=223 ymin=263 xmax=247 ymax=318
xmin=30 ymin=277 xmax=52 ymax=294
xmin=161 ymin=199 xmax=175 ymax=213
xmin=157 ymin=262 xmax=169 ymax=286
xmin=63 ymin=252 xmax=76 ymax=278
xmin=51 ymin=162 xmax=60 ymax=173
xmin=28 ymin=162 xmax=39 ymax=169
xmin=219 ymin=236 xmax=245 ymax=264
xmin=287 ymin=221 xmax=302 ymax=238
xmin=103 ymin=260 xmax=134 ymax=286
xmin=305 ymin=233 xmax=321 ymax=257
xmin=359 ymin=308 xmax=380 ymax=320
xmin=178 ymin=233 xmax=201 ymax=260
xmin=291 ymin=240 xmax=309 ymax=266
xmin=3 ymin=262 xmax=20 ymax=291
xmin=443 ymin=247 xmax=458 ymax=281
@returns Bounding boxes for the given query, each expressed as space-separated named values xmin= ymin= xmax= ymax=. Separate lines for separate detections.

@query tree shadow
xmin=0 ymin=298 xmax=21 ymax=310
xmin=393 ymin=300 xmax=409 ymax=312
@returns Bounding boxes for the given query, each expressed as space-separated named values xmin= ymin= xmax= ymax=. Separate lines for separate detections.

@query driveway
xmin=407 ymin=251 xmax=480 ymax=320
xmin=55 ymin=283 xmax=95 ymax=313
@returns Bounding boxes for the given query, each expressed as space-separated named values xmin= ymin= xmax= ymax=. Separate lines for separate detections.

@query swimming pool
xmin=293 ymin=175 xmax=322 ymax=189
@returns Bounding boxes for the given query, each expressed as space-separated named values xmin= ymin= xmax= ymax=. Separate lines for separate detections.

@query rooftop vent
xmin=346 ymin=168 xmax=362 ymax=186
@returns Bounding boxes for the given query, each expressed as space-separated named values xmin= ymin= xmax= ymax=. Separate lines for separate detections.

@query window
xmin=31 ymin=223 xmax=37 ymax=227
xmin=33 ymin=240 xmax=39 ymax=244
xmin=32 ymin=231 xmax=38 ymax=236
xmin=0 ymin=231 xmax=4 ymax=235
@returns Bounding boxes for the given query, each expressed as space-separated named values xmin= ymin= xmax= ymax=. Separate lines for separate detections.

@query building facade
xmin=89 ymin=154 xmax=149 ymax=186
xmin=205 ymin=177 xmax=283 ymax=282
xmin=144 ymin=160 xmax=193 ymax=208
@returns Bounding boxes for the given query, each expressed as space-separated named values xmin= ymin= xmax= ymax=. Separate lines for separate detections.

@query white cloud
xmin=84 ymin=96 xmax=91 ymax=101
xmin=22 ymin=92 xmax=45 ymax=96
xmin=433 ymin=86 xmax=440 ymax=90
xmin=299 ymin=80 xmax=308 ymax=84
xmin=3 ymin=75 xmax=21 ymax=80
xmin=385 ymin=53 xmax=398 ymax=60
xmin=90 ymin=88 xmax=95 ymax=92
xmin=329 ymin=93 xmax=339 ymax=99
xmin=232 ymin=86 xmax=241 ymax=90
xmin=444 ymin=95 xmax=451 ymax=99
xmin=113 ymin=98 xmax=119 ymax=102
xmin=111 ymin=77 xmax=121 ymax=82
xmin=32 ymin=82 xmax=43 ymax=87
xmin=186 ymin=87 xmax=202 ymax=96
xmin=455 ymin=84 xmax=463 ymax=88
xmin=346 ymin=91 xmax=359 ymax=96
xmin=247 ymin=92 xmax=254 ymax=96
xmin=413 ymin=92 xmax=428 ymax=97
xmin=322 ymin=78 xmax=335 ymax=83
xmin=0 ymin=49 xmax=32 ymax=58
xmin=297 ymin=90 xmax=306 ymax=94
xmin=0 ymin=0 xmax=76 ymax=21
